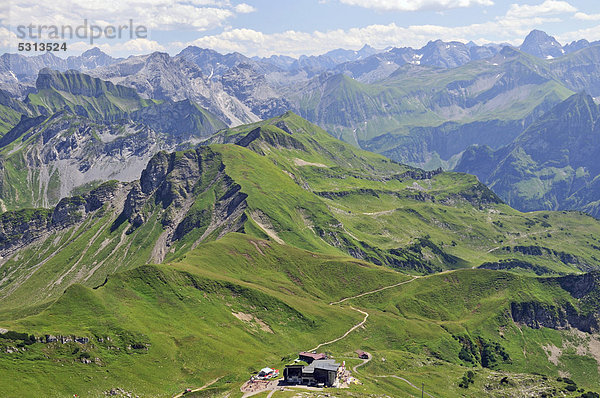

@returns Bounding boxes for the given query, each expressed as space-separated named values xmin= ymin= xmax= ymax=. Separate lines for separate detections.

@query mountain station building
xmin=283 ymin=359 xmax=342 ymax=387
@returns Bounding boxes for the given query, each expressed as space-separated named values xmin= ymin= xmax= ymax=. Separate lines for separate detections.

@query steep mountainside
xmin=456 ymin=93 xmax=600 ymax=217
xmin=0 ymin=70 xmax=226 ymax=210
xmin=289 ymin=47 xmax=573 ymax=168
xmin=520 ymin=30 xmax=565 ymax=59
xmin=1 ymin=112 xmax=600 ymax=396
xmin=5 ymin=30 xmax=600 ymax=175
xmin=3 ymin=112 xmax=600 ymax=310
xmin=87 ymin=52 xmax=260 ymax=126
xmin=548 ymin=45 xmax=600 ymax=96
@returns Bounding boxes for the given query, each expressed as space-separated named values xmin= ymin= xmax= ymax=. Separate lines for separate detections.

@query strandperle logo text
xmin=15 ymin=19 xmax=148 ymax=45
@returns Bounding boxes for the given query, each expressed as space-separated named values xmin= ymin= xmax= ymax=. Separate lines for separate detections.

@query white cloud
xmin=0 ymin=26 xmax=18 ymax=48
xmin=0 ymin=0 xmax=248 ymax=37
xmin=574 ymin=12 xmax=600 ymax=21
xmin=338 ymin=0 xmax=493 ymax=12
xmin=506 ymin=0 xmax=576 ymax=19
xmin=137 ymin=5 xmax=234 ymax=30
xmin=234 ymin=3 xmax=256 ymax=13
xmin=558 ymin=25 xmax=600 ymax=44
xmin=104 ymin=38 xmax=166 ymax=54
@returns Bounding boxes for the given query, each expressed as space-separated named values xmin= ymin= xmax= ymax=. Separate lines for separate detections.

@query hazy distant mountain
xmin=323 ymin=44 xmax=378 ymax=64
xmin=547 ymin=45 xmax=600 ymax=96
xmin=4 ymin=29 xmax=600 ymax=175
xmin=520 ymin=30 xmax=564 ymax=59
xmin=0 ymin=48 xmax=119 ymax=96
xmin=289 ymin=46 xmax=573 ymax=169
xmin=332 ymin=40 xmax=500 ymax=82
xmin=176 ymin=46 xmax=281 ymax=78
xmin=456 ymin=93 xmax=600 ymax=216
xmin=88 ymin=51 xmax=260 ymax=126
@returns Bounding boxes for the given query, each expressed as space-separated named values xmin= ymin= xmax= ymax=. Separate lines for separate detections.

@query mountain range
xmin=4 ymin=30 xmax=600 ymax=217
xmin=456 ymin=92 xmax=600 ymax=217
xmin=2 ymin=110 xmax=600 ymax=396
xmin=3 ymin=30 xmax=600 ymax=397
xmin=0 ymin=68 xmax=224 ymax=210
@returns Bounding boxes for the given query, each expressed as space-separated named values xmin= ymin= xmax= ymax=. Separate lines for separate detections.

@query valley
xmin=2 ymin=28 xmax=600 ymax=397
xmin=0 ymin=110 xmax=600 ymax=396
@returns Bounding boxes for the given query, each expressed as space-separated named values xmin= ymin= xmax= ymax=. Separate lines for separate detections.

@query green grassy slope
xmin=0 ymin=234 xmax=404 ymax=397
xmin=212 ymin=112 xmax=600 ymax=275
xmin=0 ymin=103 xmax=24 ymax=136
xmin=2 ymin=236 xmax=599 ymax=397
xmin=322 ymin=268 xmax=600 ymax=395
xmin=1 ymin=112 xmax=600 ymax=396
xmin=3 ymin=113 xmax=600 ymax=316
xmin=26 ymin=69 xmax=155 ymax=120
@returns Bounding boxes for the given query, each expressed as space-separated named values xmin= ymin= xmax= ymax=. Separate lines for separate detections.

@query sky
xmin=1 ymin=0 xmax=600 ymax=58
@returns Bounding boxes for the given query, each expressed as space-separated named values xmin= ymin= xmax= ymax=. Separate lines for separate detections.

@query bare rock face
xmin=558 ymin=272 xmax=600 ymax=298
xmin=520 ymin=30 xmax=564 ymax=59
xmin=511 ymin=272 xmax=600 ymax=334
xmin=0 ymin=181 xmax=123 ymax=256
xmin=511 ymin=301 xmax=599 ymax=333
xmin=0 ymin=113 xmax=183 ymax=210
xmin=129 ymin=99 xmax=226 ymax=139
xmin=88 ymin=53 xmax=259 ymax=126
xmin=221 ymin=63 xmax=292 ymax=119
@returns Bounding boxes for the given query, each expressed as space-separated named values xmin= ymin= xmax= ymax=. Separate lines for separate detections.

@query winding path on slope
xmin=329 ymin=276 xmax=419 ymax=305
xmin=307 ymin=306 xmax=369 ymax=352
xmin=321 ymin=273 xmax=446 ymax=398
xmin=173 ymin=377 xmax=221 ymax=398
xmin=352 ymin=351 xmax=372 ymax=373
xmin=184 ymin=271 xmax=446 ymax=397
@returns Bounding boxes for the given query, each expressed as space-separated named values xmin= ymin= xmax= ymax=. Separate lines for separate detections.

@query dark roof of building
xmin=303 ymin=359 xmax=340 ymax=374
xmin=355 ymin=349 xmax=366 ymax=356
xmin=299 ymin=352 xmax=326 ymax=360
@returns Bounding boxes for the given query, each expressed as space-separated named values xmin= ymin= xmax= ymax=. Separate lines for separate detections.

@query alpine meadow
xmin=3 ymin=3 xmax=600 ymax=397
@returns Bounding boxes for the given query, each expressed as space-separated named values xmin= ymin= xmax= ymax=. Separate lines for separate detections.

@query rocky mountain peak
xmin=520 ymin=29 xmax=564 ymax=59
xmin=81 ymin=47 xmax=107 ymax=58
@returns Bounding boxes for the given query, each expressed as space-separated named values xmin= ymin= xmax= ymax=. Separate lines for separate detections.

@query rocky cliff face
xmin=88 ymin=52 xmax=259 ymax=126
xmin=221 ymin=63 xmax=291 ymax=119
xmin=129 ymin=99 xmax=226 ymax=139
xmin=120 ymin=146 xmax=248 ymax=262
xmin=0 ymin=112 xmax=187 ymax=210
xmin=511 ymin=272 xmax=600 ymax=333
xmin=0 ymin=181 xmax=124 ymax=256
xmin=0 ymin=145 xmax=252 ymax=304
xmin=558 ymin=272 xmax=600 ymax=298
xmin=510 ymin=301 xmax=599 ymax=333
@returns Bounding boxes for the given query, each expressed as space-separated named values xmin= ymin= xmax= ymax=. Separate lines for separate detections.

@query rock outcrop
xmin=511 ymin=272 xmax=600 ymax=333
